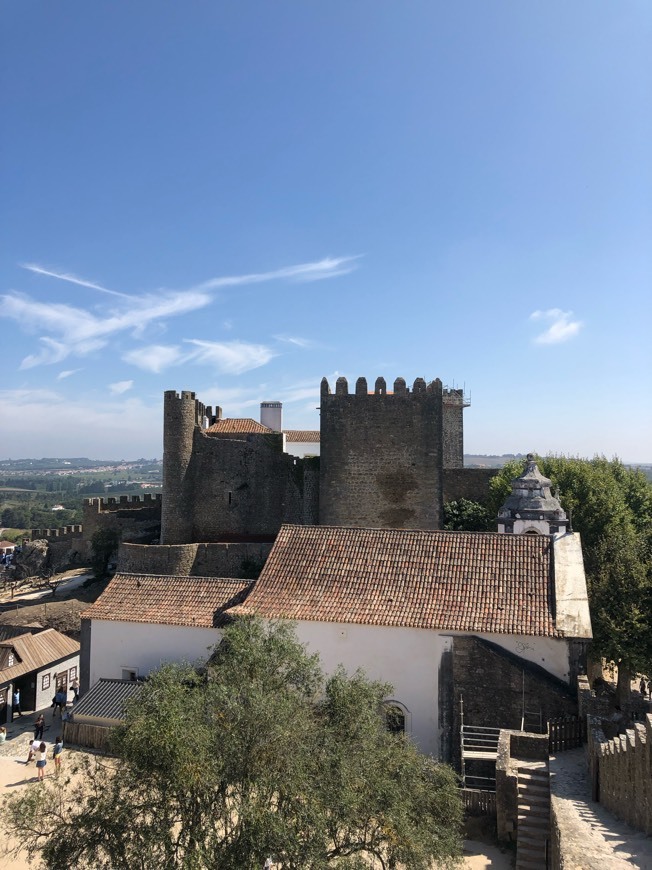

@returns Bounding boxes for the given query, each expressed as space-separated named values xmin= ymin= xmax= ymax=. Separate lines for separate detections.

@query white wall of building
xmin=89 ymin=620 xmax=222 ymax=688
xmin=291 ymin=621 xmax=446 ymax=756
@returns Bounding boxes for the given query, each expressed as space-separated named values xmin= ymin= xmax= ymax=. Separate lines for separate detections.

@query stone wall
xmin=451 ymin=636 xmax=577 ymax=767
xmin=82 ymin=495 xmax=162 ymax=555
xmin=319 ymin=376 xmax=445 ymax=530
xmin=118 ymin=541 xmax=272 ymax=579
xmin=160 ymin=391 xmax=318 ymax=545
xmin=28 ymin=525 xmax=84 ymax=571
xmin=495 ymin=729 xmax=549 ymax=840
xmin=442 ymin=467 xmax=498 ymax=504
xmin=588 ymin=713 xmax=652 ymax=834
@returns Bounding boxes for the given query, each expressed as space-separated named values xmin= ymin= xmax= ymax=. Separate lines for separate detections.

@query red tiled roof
xmin=283 ymin=430 xmax=320 ymax=443
xmin=206 ymin=419 xmax=273 ymax=434
xmin=232 ymin=525 xmax=561 ymax=636
xmin=83 ymin=574 xmax=253 ymax=628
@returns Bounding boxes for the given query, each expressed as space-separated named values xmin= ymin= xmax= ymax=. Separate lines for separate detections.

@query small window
xmin=42 ymin=673 xmax=51 ymax=691
xmin=69 ymin=666 xmax=77 ymax=680
xmin=122 ymin=668 xmax=138 ymax=681
xmin=7 ymin=653 xmax=14 ymax=667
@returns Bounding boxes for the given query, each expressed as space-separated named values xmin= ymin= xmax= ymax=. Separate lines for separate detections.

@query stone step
xmin=518 ymin=813 xmax=549 ymax=828
xmin=518 ymin=782 xmax=549 ymax=795
xmin=518 ymin=792 xmax=549 ymax=806
xmin=518 ymin=774 xmax=550 ymax=788
xmin=518 ymin=832 xmax=547 ymax=848
xmin=516 ymin=858 xmax=546 ymax=870
xmin=518 ymin=771 xmax=549 ymax=783
xmin=517 ymin=844 xmax=547 ymax=861
xmin=518 ymin=803 xmax=550 ymax=817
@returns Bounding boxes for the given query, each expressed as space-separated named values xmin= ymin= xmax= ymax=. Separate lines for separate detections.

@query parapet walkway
xmin=550 ymin=748 xmax=652 ymax=868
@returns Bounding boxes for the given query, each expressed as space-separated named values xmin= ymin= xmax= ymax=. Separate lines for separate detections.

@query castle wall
xmin=118 ymin=541 xmax=272 ymax=579
xmin=319 ymin=376 xmax=445 ymax=530
xmin=442 ymin=467 xmax=497 ymax=504
xmin=587 ymin=713 xmax=652 ymax=834
xmin=82 ymin=494 xmax=162 ymax=555
xmin=161 ymin=390 xmax=318 ymax=545
xmin=187 ymin=431 xmax=318 ymax=541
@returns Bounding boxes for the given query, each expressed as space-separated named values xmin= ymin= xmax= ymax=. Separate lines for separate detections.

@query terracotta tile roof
xmin=283 ymin=430 xmax=320 ymax=443
xmin=82 ymin=574 xmax=253 ymax=628
xmin=0 ymin=628 xmax=79 ymax=684
xmin=232 ymin=525 xmax=561 ymax=637
xmin=206 ymin=419 xmax=273 ymax=435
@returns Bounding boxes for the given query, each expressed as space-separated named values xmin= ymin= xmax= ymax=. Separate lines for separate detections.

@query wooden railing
xmin=548 ymin=716 xmax=586 ymax=752
xmin=460 ymin=788 xmax=497 ymax=816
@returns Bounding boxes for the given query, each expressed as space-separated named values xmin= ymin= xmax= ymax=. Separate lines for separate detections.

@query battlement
xmin=320 ymin=376 xmax=443 ymax=398
xmin=164 ymin=389 xmax=210 ymax=428
xmin=30 ymin=525 xmax=83 ymax=539
xmin=84 ymin=494 xmax=162 ymax=512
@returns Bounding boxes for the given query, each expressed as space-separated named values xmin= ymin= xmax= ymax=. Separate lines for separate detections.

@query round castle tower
xmin=497 ymin=454 xmax=569 ymax=537
xmin=161 ymin=390 xmax=205 ymax=544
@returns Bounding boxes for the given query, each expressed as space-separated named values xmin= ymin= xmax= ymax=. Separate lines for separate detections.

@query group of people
xmin=12 ymin=677 xmax=79 ymax=720
xmin=26 ymin=712 xmax=64 ymax=779
xmin=26 ymin=735 xmax=64 ymax=780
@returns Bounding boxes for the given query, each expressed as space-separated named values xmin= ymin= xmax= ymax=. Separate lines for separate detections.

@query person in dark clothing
xmin=34 ymin=714 xmax=45 ymax=741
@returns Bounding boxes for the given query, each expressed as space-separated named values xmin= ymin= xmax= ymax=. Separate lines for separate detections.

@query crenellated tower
xmin=319 ymin=376 xmax=448 ymax=530
xmin=161 ymin=390 xmax=207 ymax=544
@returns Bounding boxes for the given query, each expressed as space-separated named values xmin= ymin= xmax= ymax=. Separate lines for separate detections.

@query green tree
xmin=443 ymin=498 xmax=493 ymax=532
xmin=2 ymin=620 xmax=463 ymax=869
xmin=489 ymin=456 xmax=652 ymax=689
xmin=90 ymin=526 xmax=121 ymax=580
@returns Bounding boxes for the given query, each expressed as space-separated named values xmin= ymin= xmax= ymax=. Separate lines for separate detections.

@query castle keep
xmin=160 ymin=376 xmax=477 ymax=551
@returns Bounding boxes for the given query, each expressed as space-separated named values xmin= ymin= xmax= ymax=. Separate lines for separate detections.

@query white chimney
xmin=260 ymin=401 xmax=282 ymax=432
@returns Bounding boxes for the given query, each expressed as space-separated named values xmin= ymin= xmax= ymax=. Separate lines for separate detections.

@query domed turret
xmin=497 ymin=454 xmax=569 ymax=537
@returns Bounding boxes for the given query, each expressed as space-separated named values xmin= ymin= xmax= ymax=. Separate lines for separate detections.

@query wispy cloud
xmin=122 ymin=345 xmax=184 ymax=374
xmin=274 ymin=334 xmax=314 ymax=349
xmin=21 ymin=263 xmax=130 ymax=299
xmin=109 ymin=380 xmax=134 ymax=395
xmin=3 ymin=256 xmax=359 ymax=369
xmin=530 ymin=309 xmax=583 ymax=345
xmin=185 ymin=340 xmax=276 ymax=374
xmin=191 ymin=256 xmax=361 ymax=292
xmin=123 ymin=340 xmax=275 ymax=375
xmin=57 ymin=369 xmax=81 ymax=380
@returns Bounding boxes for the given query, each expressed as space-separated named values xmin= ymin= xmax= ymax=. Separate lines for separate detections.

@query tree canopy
xmin=3 ymin=619 xmax=463 ymax=869
xmin=488 ymin=456 xmax=652 ymax=675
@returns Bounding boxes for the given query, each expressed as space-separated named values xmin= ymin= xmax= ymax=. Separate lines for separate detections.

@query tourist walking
xmin=640 ymin=677 xmax=648 ymax=698
xmin=12 ymin=688 xmax=22 ymax=718
xmin=35 ymin=742 xmax=47 ymax=781
xmin=53 ymin=689 xmax=67 ymax=717
xmin=70 ymin=678 xmax=80 ymax=702
xmin=53 ymin=736 xmax=63 ymax=773
xmin=34 ymin=714 xmax=45 ymax=741
xmin=0 ymin=726 xmax=6 ymax=744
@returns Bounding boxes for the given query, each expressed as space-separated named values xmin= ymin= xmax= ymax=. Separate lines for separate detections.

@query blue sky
xmin=1 ymin=2 xmax=650 ymax=461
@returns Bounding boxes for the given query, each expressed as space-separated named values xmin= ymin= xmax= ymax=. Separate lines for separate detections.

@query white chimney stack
xmin=260 ymin=401 xmax=282 ymax=432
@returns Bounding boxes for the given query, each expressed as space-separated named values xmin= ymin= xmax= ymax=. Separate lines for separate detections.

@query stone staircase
xmin=516 ymin=761 xmax=550 ymax=869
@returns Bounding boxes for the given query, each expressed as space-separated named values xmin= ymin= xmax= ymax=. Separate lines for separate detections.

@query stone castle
xmin=158 ymin=376 xmax=492 ymax=549
xmin=29 ymin=375 xmax=496 ymax=576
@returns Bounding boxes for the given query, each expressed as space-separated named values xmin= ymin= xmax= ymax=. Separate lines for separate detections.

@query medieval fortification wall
xmin=319 ymin=376 xmax=450 ymax=530
xmin=161 ymin=390 xmax=319 ymax=545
